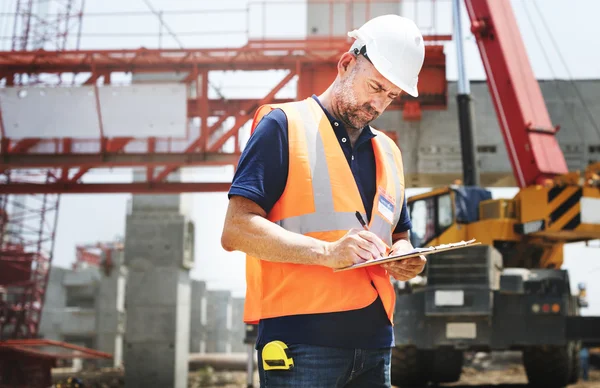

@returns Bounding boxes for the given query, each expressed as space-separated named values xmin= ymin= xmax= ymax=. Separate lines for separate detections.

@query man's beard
xmin=335 ymin=69 xmax=380 ymax=130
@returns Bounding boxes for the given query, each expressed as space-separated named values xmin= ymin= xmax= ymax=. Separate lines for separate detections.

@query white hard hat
xmin=348 ymin=14 xmax=425 ymax=97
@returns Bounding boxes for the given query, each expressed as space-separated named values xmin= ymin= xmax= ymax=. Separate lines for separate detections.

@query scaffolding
xmin=0 ymin=0 xmax=84 ymax=340
xmin=0 ymin=171 xmax=59 ymax=339
xmin=10 ymin=0 xmax=84 ymax=51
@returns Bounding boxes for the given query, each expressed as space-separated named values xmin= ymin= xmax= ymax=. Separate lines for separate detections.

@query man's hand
xmin=380 ymin=238 xmax=426 ymax=281
xmin=324 ymin=228 xmax=387 ymax=269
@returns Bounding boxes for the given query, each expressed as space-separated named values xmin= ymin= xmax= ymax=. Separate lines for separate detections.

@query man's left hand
xmin=380 ymin=239 xmax=426 ymax=281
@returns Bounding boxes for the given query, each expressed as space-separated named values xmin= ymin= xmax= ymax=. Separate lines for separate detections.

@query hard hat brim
xmin=376 ymin=65 xmax=419 ymax=98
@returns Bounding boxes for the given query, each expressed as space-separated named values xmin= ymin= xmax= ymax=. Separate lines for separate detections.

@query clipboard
xmin=333 ymin=239 xmax=481 ymax=272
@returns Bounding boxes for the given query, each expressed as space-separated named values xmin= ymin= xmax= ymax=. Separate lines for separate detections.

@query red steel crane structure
xmin=74 ymin=240 xmax=123 ymax=276
xmin=0 ymin=1 xmax=450 ymax=195
xmin=0 ymin=0 xmax=85 ymax=341
xmin=11 ymin=0 xmax=84 ymax=51
xmin=0 ymin=39 xmax=449 ymax=194
xmin=0 ymin=0 xmax=450 ymax=342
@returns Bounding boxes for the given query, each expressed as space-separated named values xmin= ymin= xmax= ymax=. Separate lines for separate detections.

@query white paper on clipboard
xmin=333 ymin=239 xmax=481 ymax=272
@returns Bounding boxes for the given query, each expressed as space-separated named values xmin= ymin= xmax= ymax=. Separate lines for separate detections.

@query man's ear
xmin=337 ymin=52 xmax=356 ymax=77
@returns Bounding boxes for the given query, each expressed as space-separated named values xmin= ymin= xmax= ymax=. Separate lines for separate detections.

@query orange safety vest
xmin=243 ymin=97 xmax=405 ymax=325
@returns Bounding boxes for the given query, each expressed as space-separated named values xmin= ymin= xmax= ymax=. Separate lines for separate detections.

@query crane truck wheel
xmin=430 ymin=348 xmax=464 ymax=383
xmin=568 ymin=341 xmax=581 ymax=384
xmin=523 ymin=345 xmax=572 ymax=387
xmin=390 ymin=345 xmax=429 ymax=387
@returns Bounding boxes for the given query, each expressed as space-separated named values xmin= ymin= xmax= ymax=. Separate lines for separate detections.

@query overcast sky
xmin=1 ymin=0 xmax=600 ymax=314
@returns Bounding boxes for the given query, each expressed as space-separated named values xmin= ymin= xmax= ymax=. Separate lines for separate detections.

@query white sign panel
xmin=446 ymin=323 xmax=477 ymax=339
xmin=99 ymin=83 xmax=187 ymax=138
xmin=0 ymin=83 xmax=187 ymax=139
xmin=581 ymin=198 xmax=600 ymax=224
xmin=435 ymin=290 xmax=464 ymax=306
xmin=1 ymin=86 xmax=100 ymax=138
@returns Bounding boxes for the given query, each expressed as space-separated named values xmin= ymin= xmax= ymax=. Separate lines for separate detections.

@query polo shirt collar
xmin=311 ymin=95 xmax=376 ymax=143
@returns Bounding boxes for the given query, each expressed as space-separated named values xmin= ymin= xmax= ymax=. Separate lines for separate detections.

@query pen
xmin=355 ymin=210 xmax=390 ymax=254
xmin=355 ymin=211 xmax=369 ymax=231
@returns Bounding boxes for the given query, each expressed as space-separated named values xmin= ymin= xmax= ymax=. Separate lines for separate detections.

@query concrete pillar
xmin=95 ymin=249 xmax=127 ymax=368
xmin=38 ymin=266 xmax=68 ymax=342
xmin=189 ymin=279 xmax=207 ymax=354
xmin=205 ymin=290 xmax=232 ymax=353
xmin=231 ymin=297 xmax=246 ymax=353
xmin=123 ymin=171 xmax=194 ymax=388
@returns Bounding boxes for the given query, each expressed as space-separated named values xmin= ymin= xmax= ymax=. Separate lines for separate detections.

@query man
xmin=580 ymin=347 xmax=589 ymax=381
xmin=221 ymin=14 xmax=426 ymax=387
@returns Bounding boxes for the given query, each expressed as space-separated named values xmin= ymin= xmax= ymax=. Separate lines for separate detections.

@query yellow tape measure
xmin=262 ymin=340 xmax=294 ymax=371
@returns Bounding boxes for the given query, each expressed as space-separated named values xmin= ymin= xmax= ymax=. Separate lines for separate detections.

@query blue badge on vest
xmin=378 ymin=189 xmax=395 ymax=223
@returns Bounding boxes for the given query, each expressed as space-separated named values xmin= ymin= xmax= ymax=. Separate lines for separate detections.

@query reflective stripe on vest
xmin=273 ymin=100 xmax=402 ymax=247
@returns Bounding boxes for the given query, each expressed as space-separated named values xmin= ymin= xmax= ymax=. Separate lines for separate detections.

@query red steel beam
xmin=1 ymin=339 xmax=113 ymax=359
xmin=147 ymin=137 xmax=156 ymax=181
xmin=148 ymin=116 xmax=239 ymax=183
xmin=197 ymin=67 xmax=209 ymax=152
xmin=152 ymin=70 xmax=297 ymax=182
xmin=208 ymin=69 xmax=297 ymax=152
xmin=0 ymin=151 xmax=241 ymax=169
xmin=0 ymin=99 xmax=6 ymax=139
xmin=69 ymin=137 xmax=133 ymax=183
xmin=0 ymin=37 xmax=451 ymax=75
xmin=9 ymin=139 xmax=41 ymax=153
xmin=0 ymin=182 xmax=231 ymax=194
xmin=192 ymin=98 xmax=292 ymax=117
xmin=59 ymin=138 xmax=71 ymax=181
xmin=0 ymin=39 xmax=450 ymax=190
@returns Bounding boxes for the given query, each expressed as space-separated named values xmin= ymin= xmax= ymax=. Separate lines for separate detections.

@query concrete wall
xmin=230 ymin=297 xmax=246 ymax=353
xmin=307 ymin=1 xmax=401 ymax=37
xmin=371 ymin=80 xmax=600 ymax=187
xmin=190 ymin=279 xmax=207 ymax=353
xmin=39 ymin=267 xmax=98 ymax=340
xmin=123 ymin=186 xmax=192 ymax=388
xmin=39 ymin=259 xmax=126 ymax=368
xmin=95 ymin=250 xmax=127 ymax=367
xmin=40 ymin=265 xmax=246 ymax=367
xmin=205 ymin=290 xmax=232 ymax=353
xmin=38 ymin=266 xmax=68 ymax=342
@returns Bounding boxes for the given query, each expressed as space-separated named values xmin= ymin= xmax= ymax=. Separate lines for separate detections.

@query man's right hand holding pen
xmin=355 ymin=210 xmax=426 ymax=280
xmin=323 ymin=227 xmax=388 ymax=269
xmin=323 ymin=211 xmax=388 ymax=269
xmin=323 ymin=210 xmax=426 ymax=280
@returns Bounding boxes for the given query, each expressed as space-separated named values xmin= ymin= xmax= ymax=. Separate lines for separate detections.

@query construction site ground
xmin=51 ymin=351 xmax=600 ymax=388
xmin=187 ymin=368 xmax=600 ymax=388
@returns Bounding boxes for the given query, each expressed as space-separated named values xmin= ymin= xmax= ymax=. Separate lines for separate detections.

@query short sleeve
xmin=228 ymin=109 xmax=289 ymax=214
xmin=393 ymin=195 xmax=412 ymax=233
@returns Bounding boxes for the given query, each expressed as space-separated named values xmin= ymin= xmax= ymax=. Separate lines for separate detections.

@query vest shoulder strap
xmin=251 ymin=99 xmax=314 ymax=135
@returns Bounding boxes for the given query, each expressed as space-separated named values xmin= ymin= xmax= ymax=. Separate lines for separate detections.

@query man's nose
xmin=370 ymin=96 xmax=388 ymax=114
xmin=371 ymin=93 xmax=392 ymax=115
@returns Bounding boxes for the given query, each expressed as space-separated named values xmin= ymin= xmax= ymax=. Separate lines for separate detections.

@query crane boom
xmin=464 ymin=0 xmax=569 ymax=188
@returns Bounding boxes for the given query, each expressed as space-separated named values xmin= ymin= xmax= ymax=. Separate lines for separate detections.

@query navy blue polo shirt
xmin=228 ymin=95 xmax=412 ymax=349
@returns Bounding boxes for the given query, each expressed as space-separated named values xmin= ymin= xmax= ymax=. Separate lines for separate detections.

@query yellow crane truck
xmin=390 ymin=1 xmax=600 ymax=387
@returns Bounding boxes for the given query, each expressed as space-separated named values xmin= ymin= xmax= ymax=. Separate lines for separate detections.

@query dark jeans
xmin=257 ymin=343 xmax=391 ymax=388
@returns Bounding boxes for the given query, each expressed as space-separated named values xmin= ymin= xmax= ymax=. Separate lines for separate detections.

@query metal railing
xmin=0 ymin=0 xmax=453 ymax=51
